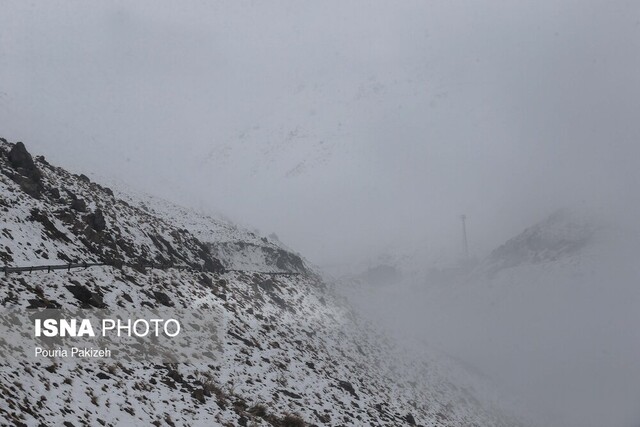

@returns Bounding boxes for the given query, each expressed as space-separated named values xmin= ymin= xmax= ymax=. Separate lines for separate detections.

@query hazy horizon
xmin=2 ymin=1 xmax=639 ymax=268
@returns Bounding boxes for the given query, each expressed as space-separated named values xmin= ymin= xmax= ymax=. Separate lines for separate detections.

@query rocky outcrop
xmin=85 ymin=208 xmax=106 ymax=232
xmin=8 ymin=141 xmax=39 ymax=174
xmin=3 ymin=141 xmax=43 ymax=198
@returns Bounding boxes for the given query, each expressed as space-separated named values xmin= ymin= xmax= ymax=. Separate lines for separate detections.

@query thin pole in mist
xmin=460 ymin=214 xmax=469 ymax=259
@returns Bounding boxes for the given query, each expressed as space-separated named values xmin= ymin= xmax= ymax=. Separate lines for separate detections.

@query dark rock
xmin=6 ymin=142 xmax=43 ymax=197
xmin=105 ymin=257 xmax=125 ymax=269
xmin=337 ymin=380 xmax=358 ymax=399
xmin=192 ymin=389 xmax=206 ymax=404
xmin=148 ymin=234 xmax=176 ymax=256
xmin=228 ymin=331 xmax=260 ymax=349
xmin=203 ymin=256 xmax=225 ymax=273
xmin=248 ymin=404 xmax=268 ymax=418
xmin=35 ymin=155 xmax=50 ymax=166
xmin=153 ymin=291 xmax=173 ymax=307
xmin=9 ymin=174 xmax=43 ymax=198
xmin=27 ymin=298 xmax=48 ymax=309
xmin=166 ymin=368 xmax=184 ymax=384
xmin=279 ymin=414 xmax=305 ymax=427
xmin=316 ymin=412 xmax=331 ymax=423
xmin=273 ymin=249 xmax=306 ymax=273
xmin=404 ymin=413 xmax=416 ymax=425
xmin=278 ymin=389 xmax=302 ymax=399
xmin=96 ymin=372 xmax=111 ymax=380
xmin=85 ymin=208 xmax=106 ymax=232
xmin=27 ymin=298 xmax=61 ymax=309
xmin=48 ymin=187 xmax=61 ymax=199
xmin=141 ymin=301 xmax=155 ymax=309
xmin=8 ymin=142 xmax=39 ymax=177
xmin=66 ymin=284 xmax=105 ymax=308
xmin=237 ymin=416 xmax=248 ymax=427
xmin=261 ymin=245 xmax=308 ymax=273
xmin=258 ymin=279 xmax=279 ymax=293
xmin=198 ymin=274 xmax=213 ymax=288
xmin=70 ymin=198 xmax=87 ymax=212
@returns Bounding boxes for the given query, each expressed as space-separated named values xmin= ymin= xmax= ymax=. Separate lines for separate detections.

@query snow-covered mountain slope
xmin=0 ymin=139 xmax=522 ymax=426
xmin=348 ymin=209 xmax=640 ymax=427
xmin=111 ymin=186 xmax=315 ymax=275
xmin=485 ymin=209 xmax=598 ymax=276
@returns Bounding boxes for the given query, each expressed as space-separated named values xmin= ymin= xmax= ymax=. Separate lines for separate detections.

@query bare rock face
xmin=8 ymin=142 xmax=38 ymax=173
xmin=70 ymin=197 xmax=87 ymax=212
xmin=65 ymin=283 xmax=106 ymax=308
xmin=85 ymin=208 xmax=106 ymax=232
xmin=5 ymin=142 xmax=43 ymax=198
xmin=203 ymin=255 xmax=225 ymax=273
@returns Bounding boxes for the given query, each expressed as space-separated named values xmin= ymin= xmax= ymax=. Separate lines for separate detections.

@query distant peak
xmin=488 ymin=208 xmax=597 ymax=274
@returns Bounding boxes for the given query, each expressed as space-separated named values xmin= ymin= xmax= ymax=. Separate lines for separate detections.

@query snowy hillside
xmin=111 ymin=187 xmax=315 ymax=275
xmin=0 ymin=139 xmax=522 ymax=426
xmin=486 ymin=209 xmax=598 ymax=276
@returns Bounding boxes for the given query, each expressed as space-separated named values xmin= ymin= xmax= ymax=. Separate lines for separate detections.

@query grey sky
xmin=1 ymin=1 xmax=639 ymax=266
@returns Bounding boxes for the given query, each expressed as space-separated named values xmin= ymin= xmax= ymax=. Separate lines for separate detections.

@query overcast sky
xmin=1 ymin=1 xmax=640 ymax=266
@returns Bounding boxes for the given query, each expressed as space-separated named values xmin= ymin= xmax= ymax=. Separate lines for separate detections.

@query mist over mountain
xmin=2 ymin=1 xmax=639 ymax=268
xmin=341 ymin=208 xmax=640 ymax=427
xmin=1 ymin=2 xmax=640 ymax=426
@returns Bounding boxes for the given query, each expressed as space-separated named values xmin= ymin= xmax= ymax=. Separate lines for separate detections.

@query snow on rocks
xmin=0 ymin=140 xmax=522 ymax=426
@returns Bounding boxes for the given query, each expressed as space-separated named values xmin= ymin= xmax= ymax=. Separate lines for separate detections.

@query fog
xmin=2 ymin=1 xmax=640 ymax=426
